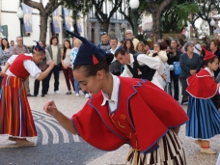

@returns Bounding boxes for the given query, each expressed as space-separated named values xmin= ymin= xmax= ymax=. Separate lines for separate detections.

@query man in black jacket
xmin=97 ymin=32 xmax=111 ymax=52
xmin=109 ymin=37 xmax=122 ymax=76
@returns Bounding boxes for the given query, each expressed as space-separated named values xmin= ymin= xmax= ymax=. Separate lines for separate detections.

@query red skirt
xmin=0 ymin=75 xmax=37 ymax=137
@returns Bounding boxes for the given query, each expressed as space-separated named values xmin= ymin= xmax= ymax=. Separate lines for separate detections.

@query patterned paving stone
xmin=0 ymin=73 xmax=219 ymax=165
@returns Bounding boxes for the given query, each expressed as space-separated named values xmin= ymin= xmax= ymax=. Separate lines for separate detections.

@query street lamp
xmin=17 ymin=5 xmax=24 ymax=38
xmin=129 ymin=0 xmax=140 ymax=37
xmin=121 ymin=22 xmax=126 ymax=39
xmin=70 ymin=26 xmax=74 ymax=32
xmin=210 ymin=18 xmax=215 ymax=35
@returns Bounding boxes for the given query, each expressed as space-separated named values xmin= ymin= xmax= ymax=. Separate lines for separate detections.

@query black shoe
xmin=181 ymin=96 xmax=188 ymax=105
xmin=66 ymin=92 xmax=72 ymax=95
xmin=41 ymin=94 xmax=45 ymax=97
xmin=27 ymin=94 xmax=33 ymax=97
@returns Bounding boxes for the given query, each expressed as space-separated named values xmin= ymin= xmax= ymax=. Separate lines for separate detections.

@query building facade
xmin=86 ymin=0 xmax=130 ymax=44
xmin=0 ymin=0 xmax=86 ymax=46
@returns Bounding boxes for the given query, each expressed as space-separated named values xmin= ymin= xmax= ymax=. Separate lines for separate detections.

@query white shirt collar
xmin=101 ymin=74 xmax=120 ymax=106
xmin=110 ymin=46 xmax=118 ymax=54
xmin=204 ymin=67 xmax=214 ymax=77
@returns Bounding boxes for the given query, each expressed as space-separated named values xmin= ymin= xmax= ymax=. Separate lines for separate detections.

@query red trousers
xmin=62 ymin=67 xmax=75 ymax=91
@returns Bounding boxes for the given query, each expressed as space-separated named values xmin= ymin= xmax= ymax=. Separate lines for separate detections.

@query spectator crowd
xmin=0 ymin=32 xmax=220 ymax=106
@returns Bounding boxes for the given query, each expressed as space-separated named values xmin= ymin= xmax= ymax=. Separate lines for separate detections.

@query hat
xmin=33 ymin=40 xmax=45 ymax=52
xmin=66 ymin=30 xmax=106 ymax=65
xmin=202 ymin=47 xmax=216 ymax=61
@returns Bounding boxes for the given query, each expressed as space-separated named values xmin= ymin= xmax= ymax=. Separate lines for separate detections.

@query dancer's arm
xmin=43 ymin=100 xmax=78 ymax=135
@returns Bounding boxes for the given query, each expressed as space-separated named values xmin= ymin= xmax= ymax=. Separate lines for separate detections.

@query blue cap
xmin=66 ymin=30 xmax=106 ymax=65
xmin=33 ymin=40 xmax=45 ymax=52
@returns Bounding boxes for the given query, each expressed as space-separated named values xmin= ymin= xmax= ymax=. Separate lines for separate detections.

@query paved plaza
xmin=0 ymin=72 xmax=220 ymax=165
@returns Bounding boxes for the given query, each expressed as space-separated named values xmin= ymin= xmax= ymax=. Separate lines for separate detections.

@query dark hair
xmin=38 ymin=40 xmax=46 ymax=48
xmin=171 ymin=39 xmax=178 ymax=44
xmin=50 ymin=36 xmax=59 ymax=45
xmin=154 ymin=42 xmax=162 ymax=50
xmin=2 ymin=38 xmax=10 ymax=50
xmin=62 ymin=39 xmax=72 ymax=60
xmin=115 ymin=48 xmax=127 ymax=58
xmin=110 ymin=37 xmax=118 ymax=42
xmin=73 ymin=53 xmax=113 ymax=77
xmin=203 ymin=56 xmax=218 ymax=66
xmin=159 ymin=40 xmax=168 ymax=50
xmin=123 ymin=38 xmax=135 ymax=54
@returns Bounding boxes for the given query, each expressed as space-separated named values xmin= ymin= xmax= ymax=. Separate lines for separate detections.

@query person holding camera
xmin=167 ymin=40 xmax=182 ymax=101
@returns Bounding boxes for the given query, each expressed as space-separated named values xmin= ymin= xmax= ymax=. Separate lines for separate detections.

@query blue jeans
xmin=74 ymin=79 xmax=80 ymax=94
xmin=74 ymin=79 xmax=88 ymax=95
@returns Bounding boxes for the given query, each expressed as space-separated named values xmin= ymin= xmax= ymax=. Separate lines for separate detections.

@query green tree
xmin=65 ymin=0 xmax=122 ymax=33
xmin=23 ymin=0 xmax=64 ymax=42
xmin=193 ymin=0 xmax=220 ymax=36
xmin=161 ymin=1 xmax=199 ymax=34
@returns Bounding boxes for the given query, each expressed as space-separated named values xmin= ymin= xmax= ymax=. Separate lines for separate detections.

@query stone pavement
xmin=0 ymin=72 xmax=220 ymax=165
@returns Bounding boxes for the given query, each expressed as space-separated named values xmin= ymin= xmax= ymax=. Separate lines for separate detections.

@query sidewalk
xmin=0 ymin=73 xmax=219 ymax=165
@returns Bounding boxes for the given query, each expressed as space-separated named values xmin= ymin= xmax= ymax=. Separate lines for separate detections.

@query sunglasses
xmin=101 ymin=32 xmax=107 ymax=36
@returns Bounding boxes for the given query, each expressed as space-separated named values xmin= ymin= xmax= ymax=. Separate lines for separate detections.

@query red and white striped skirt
xmin=126 ymin=129 xmax=187 ymax=165
xmin=0 ymin=75 xmax=37 ymax=137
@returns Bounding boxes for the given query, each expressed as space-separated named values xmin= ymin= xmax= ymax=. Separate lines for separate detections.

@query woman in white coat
xmin=147 ymin=42 xmax=168 ymax=89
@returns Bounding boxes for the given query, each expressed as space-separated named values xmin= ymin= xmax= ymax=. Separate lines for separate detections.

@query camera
xmin=152 ymin=52 xmax=158 ymax=57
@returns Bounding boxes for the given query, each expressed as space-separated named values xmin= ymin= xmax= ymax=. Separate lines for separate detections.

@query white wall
xmin=1 ymin=0 xmax=78 ymax=46
xmin=2 ymin=0 xmax=19 ymax=12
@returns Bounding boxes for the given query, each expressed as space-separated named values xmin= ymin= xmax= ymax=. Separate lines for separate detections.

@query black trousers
xmin=46 ymin=65 xmax=60 ymax=92
xmin=34 ymin=76 xmax=48 ymax=96
xmin=170 ymin=71 xmax=179 ymax=100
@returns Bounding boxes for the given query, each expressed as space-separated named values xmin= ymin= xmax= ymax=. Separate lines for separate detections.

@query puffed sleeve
xmin=137 ymin=54 xmax=164 ymax=75
xmin=158 ymin=50 xmax=168 ymax=63
xmin=24 ymin=60 xmax=41 ymax=79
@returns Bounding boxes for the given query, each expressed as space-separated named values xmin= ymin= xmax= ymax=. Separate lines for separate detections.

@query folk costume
xmin=186 ymin=47 xmax=220 ymax=154
xmin=66 ymin=30 xmax=188 ymax=165
xmin=120 ymin=51 xmax=165 ymax=90
xmin=0 ymin=42 xmax=44 ymax=139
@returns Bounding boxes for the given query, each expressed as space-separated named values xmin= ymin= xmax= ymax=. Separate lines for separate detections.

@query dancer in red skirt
xmin=0 ymin=42 xmax=54 ymax=146
xmin=44 ymin=31 xmax=188 ymax=165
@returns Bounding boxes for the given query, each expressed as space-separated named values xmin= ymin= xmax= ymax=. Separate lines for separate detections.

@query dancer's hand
xmin=0 ymin=71 xmax=5 ymax=77
xmin=43 ymin=100 xmax=59 ymax=117
xmin=49 ymin=60 xmax=55 ymax=68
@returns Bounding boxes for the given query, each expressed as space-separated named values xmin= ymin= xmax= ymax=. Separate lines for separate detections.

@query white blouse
xmin=101 ymin=74 xmax=119 ymax=113
xmin=63 ymin=49 xmax=72 ymax=66
xmin=6 ymin=54 xmax=41 ymax=79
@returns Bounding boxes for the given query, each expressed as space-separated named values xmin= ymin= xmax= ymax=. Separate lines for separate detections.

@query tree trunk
xmin=209 ymin=24 xmax=214 ymax=36
xmin=102 ymin=21 xmax=109 ymax=33
xmin=152 ymin=9 xmax=161 ymax=42
xmin=39 ymin=12 xmax=48 ymax=42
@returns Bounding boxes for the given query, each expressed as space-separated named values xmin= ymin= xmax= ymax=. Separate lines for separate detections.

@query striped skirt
xmin=0 ymin=75 xmax=37 ymax=137
xmin=186 ymin=96 xmax=220 ymax=139
xmin=126 ymin=129 xmax=187 ymax=165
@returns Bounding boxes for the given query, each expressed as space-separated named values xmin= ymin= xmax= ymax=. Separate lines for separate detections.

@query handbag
xmin=173 ymin=61 xmax=181 ymax=76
